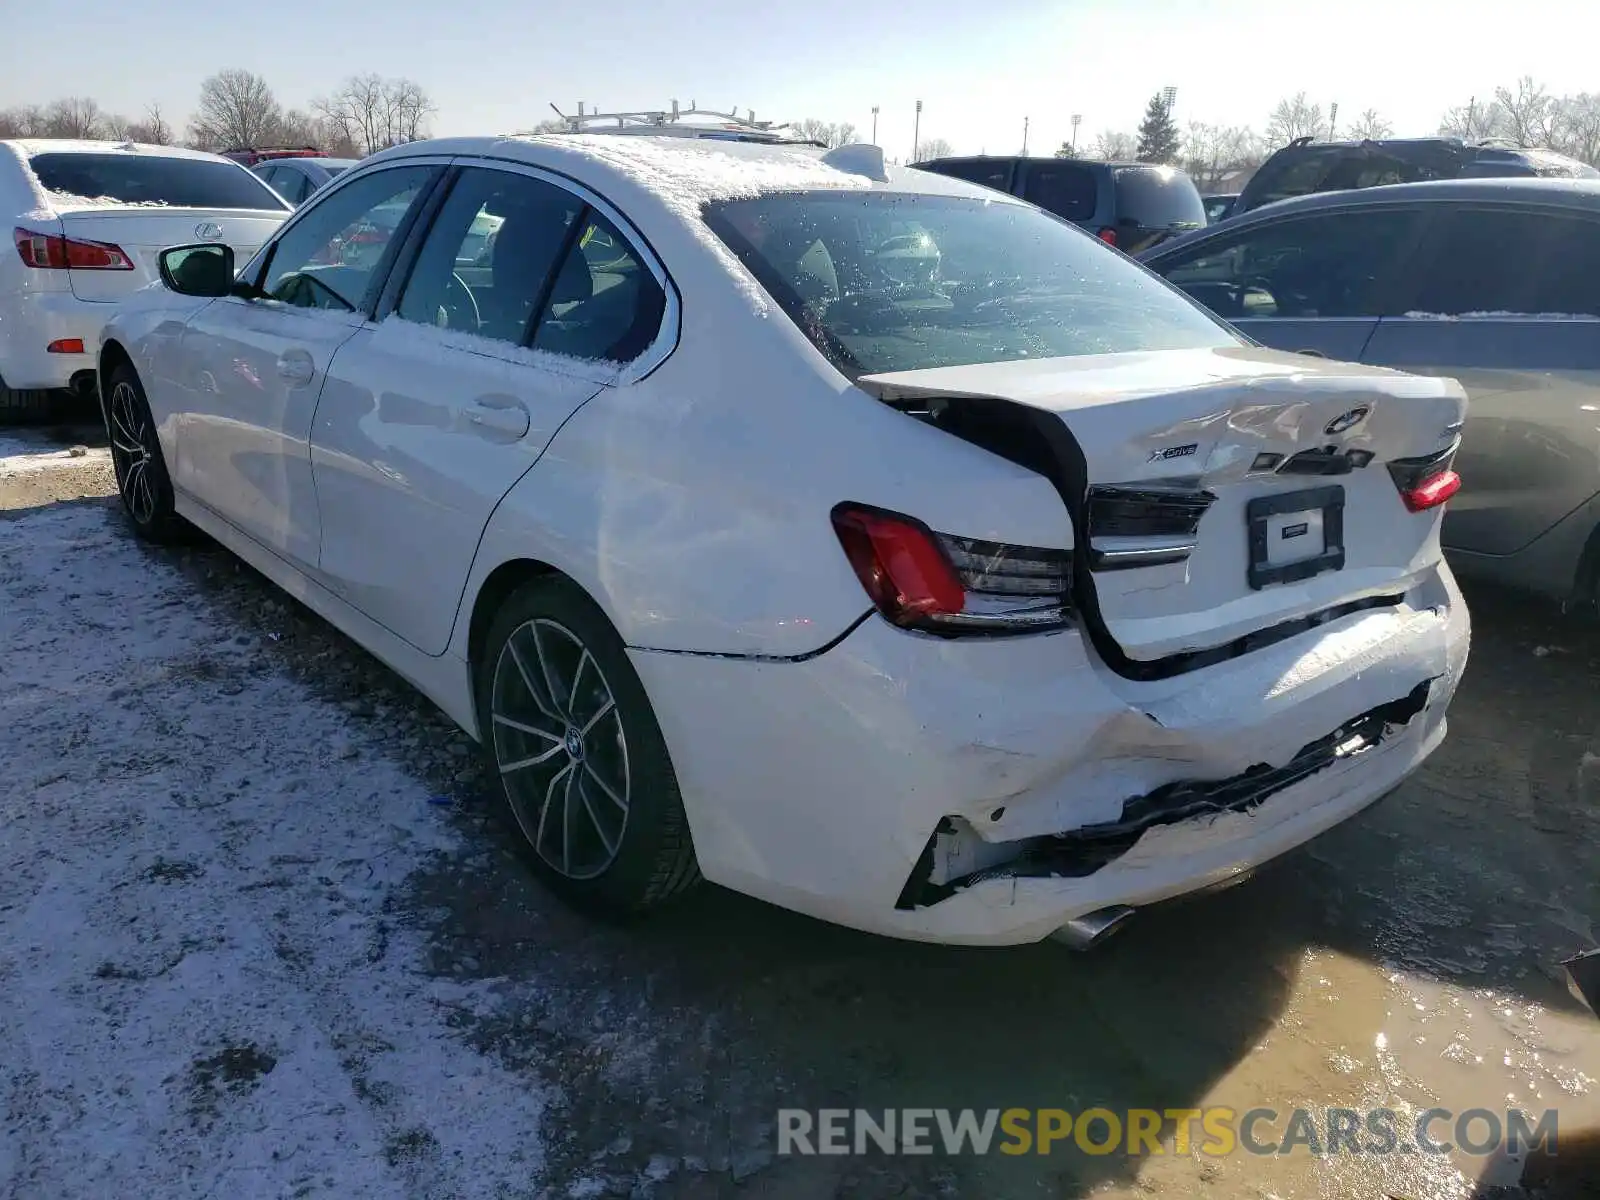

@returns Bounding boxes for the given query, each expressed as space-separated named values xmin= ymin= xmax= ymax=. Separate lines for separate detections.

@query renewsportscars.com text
xmin=777 ymin=1106 xmax=1560 ymax=1158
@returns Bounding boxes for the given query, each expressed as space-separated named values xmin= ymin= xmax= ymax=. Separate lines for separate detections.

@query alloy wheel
xmin=107 ymin=381 xmax=159 ymax=525
xmin=489 ymin=617 xmax=631 ymax=880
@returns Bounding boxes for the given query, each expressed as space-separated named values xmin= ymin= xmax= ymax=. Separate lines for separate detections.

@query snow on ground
xmin=0 ymin=501 xmax=549 ymax=1198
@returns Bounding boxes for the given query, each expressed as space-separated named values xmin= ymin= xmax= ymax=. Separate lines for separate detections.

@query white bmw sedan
xmin=98 ymin=135 xmax=1470 ymax=947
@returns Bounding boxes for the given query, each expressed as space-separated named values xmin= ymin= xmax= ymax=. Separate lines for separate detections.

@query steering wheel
xmin=442 ymin=272 xmax=481 ymax=331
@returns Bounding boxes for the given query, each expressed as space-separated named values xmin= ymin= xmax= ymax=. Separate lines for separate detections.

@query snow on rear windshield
xmin=702 ymin=191 xmax=1236 ymax=376
xmin=29 ymin=153 xmax=290 ymax=211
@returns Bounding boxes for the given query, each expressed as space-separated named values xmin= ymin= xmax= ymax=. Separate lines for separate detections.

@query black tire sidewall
xmin=107 ymin=365 xmax=181 ymax=542
xmin=473 ymin=575 xmax=696 ymax=916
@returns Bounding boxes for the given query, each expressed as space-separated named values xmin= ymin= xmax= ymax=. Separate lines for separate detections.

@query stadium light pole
xmin=871 ymin=106 xmax=879 ymax=145
xmin=912 ymin=99 xmax=922 ymax=162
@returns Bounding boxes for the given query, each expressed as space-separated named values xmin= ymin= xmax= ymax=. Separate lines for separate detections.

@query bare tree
xmin=102 ymin=112 xmax=132 ymax=140
xmin=1494 ymin=76 xmax=1557 ymax=147
xmin=1181 ymin=122 xmax=1262 ymax=189
xmin=191 ymin=69 xmax=283 ymax=149
xmin=1265 ymin=93 xmax=1325 ymax=148
xmin=314 ymin=74 xmax=434 ymax=155
xmin=790 ymin=118 xmax=859 ymax=148
xmin=914 ymin=137 xmax=952 ymax=161
xmin=1087 ymin=130 xmax=1137 ymax=160
xmin=1438 ymin=95 xmax=1504 ymax=142
xmin=1346 ymin=108 xmax=1393 ymax=141
xmin=1555 ymin=93 xmax=1600 ymax=166
xmin=130 ymin=102 xmax=173 ymax=146
xmin=44 ymin=97 xmax=103 ymax=138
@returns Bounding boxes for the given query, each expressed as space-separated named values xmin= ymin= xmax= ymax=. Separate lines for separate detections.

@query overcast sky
xmin=6 ymin=0 xmax=1596 ymax=156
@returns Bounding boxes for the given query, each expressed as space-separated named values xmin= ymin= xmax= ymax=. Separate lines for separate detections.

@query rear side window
xmin=29 ymin=152 xmax=289 ymax=210
xmin=1407 ymin=208 xmax=1600 ymax=317
xmin=1020 ymin=162 xmax=1098 ymax=222
xmin=533 ymin=212 xmax=668 ymax=363
xmin=1112 ymin=166 xmax=1205 ymax=229
xmin=1157 ymin=208 xmax=1424 ymax=319
xmin=923 ymin=159 xmax=1013 ymax=193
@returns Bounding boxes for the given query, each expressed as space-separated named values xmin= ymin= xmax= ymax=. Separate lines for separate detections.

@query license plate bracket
xmin=1247 ymin=485 xmax=1345 ymax=591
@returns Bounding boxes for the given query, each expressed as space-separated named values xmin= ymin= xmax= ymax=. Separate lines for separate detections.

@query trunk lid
xmin=54 ymin=207 xmax=286 ymax=301
xmin=857 ymin=346 xmax=1466 ymax=671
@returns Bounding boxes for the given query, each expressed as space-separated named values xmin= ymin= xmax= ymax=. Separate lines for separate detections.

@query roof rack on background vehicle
xmin=218 ymin=147 xmax=328 ymax=165
xmin=521 ymin=101 xmax=823 ymax=145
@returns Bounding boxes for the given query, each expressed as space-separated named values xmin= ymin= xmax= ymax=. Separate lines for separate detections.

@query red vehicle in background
xmin=218 ymin=147 xmax=328 ymax=168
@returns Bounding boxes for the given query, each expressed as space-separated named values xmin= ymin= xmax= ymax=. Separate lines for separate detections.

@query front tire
xmin=474 ymin=576 xmax=700 ymax=916
xmin=105 ymin=364 xmax=185 ymax=543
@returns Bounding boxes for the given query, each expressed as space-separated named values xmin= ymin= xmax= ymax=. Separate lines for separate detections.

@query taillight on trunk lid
xmin=831 ymin=503 xmax=1073 ymax=635
xmin=1387 ymin=443 xmax=1462 ymax=513
xmin=14 ymin=226 xmax=134 ymax=271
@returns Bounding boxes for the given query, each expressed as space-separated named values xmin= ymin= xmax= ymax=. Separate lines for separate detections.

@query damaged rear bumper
xmin=630 ymin=564 xmax=1469 ymax=947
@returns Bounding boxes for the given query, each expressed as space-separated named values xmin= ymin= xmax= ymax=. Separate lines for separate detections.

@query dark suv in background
xmin=916 ymin=156 xmax=1206 ymax=253
xmin=1233 ymin=136 xmax=1598 ymax=217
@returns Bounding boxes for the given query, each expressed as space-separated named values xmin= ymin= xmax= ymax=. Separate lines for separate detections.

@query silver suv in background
xmin=1140 ymin=177 xmax=1600 ymax=604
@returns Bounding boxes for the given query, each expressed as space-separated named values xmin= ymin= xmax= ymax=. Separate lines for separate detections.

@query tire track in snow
xmin=0 ymin=502 xmax=548 ymax=1199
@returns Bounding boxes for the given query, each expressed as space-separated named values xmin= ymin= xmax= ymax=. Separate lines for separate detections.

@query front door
xmin=309 ymin=163 xmax=671 ymax=655
xmin=1155 ymin=205 xmax=1429 ymax=363
xmin=172 ymin=163 xmax=439 ymax=568
xmin=1361 ymin=205 xmax=1600 ymax=556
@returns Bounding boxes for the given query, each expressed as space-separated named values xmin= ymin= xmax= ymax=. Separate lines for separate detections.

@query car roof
xmin=1 ymin=138 xmax=234 ymax=164
xmin=366 ymin=134 xmax=1022 ymax=209
xmin=1141 ymin=176 xmax=1600 ymax=259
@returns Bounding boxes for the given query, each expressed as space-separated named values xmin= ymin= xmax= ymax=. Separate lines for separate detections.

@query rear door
xmin=171 ymin=161 xmax=443 ymax=568
xmin=1151 ymin=204 xmax=1431 ymax=362
xmin=1361 ymin=204 xmax=1600 ymax=556
xmin=1018 ymin=160 xmax=1102 ymax=232
xmin=309 ymin=162 xmax=673 ymax=655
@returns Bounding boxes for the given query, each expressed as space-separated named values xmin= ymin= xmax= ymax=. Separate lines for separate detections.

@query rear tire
xmin=473 ymin=576 xmax=701 ymax=917
xmin=105 ymin=364 xmax=186 ymax=543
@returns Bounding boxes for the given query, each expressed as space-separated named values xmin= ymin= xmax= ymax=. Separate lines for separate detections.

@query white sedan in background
xmin=0 ymin=139 xmax=289 ymax=420
xmin=97 ymin=134 xmax=1469 ymax=947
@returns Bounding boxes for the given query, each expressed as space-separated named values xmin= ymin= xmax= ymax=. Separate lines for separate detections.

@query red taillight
xmin=14 ymin=226 xmax=134 ymax=271
xmin=1097 ymin=227 xmax=1118 ymax=246
xmin=831 ymin=503 xmax=1074 ymax=634
xmin=831 ymin=504 xmax=966 ymax=623
xmin=46 ymin=339 xmax=85 ymax=354
xmin=1401 ymin=469 xmax=1461 ymax=512
xmin=1387 ymin=445 xmax=1462 ymax=513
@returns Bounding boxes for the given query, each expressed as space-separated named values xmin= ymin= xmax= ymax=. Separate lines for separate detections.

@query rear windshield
xmin=1112 ymin=166 xmax=1206 ymax=229
xmin=702 ymin=191 xmax=1236 ymax=377
xmin=29 ymin=153 xmax=289 ymax=210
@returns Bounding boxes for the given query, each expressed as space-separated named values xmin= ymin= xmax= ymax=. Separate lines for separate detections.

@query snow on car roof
xmin=368 ymin=133 xmax=1015 ymax=314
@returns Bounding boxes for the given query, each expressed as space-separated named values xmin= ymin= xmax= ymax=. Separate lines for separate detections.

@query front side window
xmin=1408 ymin=208 xmax=1600 ymax=317
xmin=258 ymin=165 xmax=435 ymax=312
xmin=1157 ymin=208 xmax=1424 ymax=319
xmin=1020 ymin=162 xmax=1098 ymax=222
xmin=29 ymin=152 xmax=290 ymax=211
xmin=703 ymin=191 xmax=1235 ymax=377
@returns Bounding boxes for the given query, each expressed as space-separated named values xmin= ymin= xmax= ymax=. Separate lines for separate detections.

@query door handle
xmin=467 ymin=398 xmax=531 ymax=440
xmin=277 ymin=349 xmax=315 ymax=386
xmin=1294 ymin=348 xmax=1328 ymax=358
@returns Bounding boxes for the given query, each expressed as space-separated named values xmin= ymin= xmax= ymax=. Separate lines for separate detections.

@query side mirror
xmin=158 ymin=243 xmax=236 ymax=298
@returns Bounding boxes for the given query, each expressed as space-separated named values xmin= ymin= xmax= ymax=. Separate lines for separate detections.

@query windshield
xmin=29 ymin=152 xmax=290 ymax=210
xmin=702 ymin=191 xmax=1235 ymax=377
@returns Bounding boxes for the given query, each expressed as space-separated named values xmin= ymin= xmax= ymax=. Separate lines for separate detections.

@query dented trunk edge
xmin=895 ymin=677 xmax=1435 ymax=910
xmin=897 ymin=390 xmax=1407 ymax=682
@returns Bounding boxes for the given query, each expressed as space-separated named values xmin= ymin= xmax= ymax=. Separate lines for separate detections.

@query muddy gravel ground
xmin=2 ymin=424 xmax=1597 ymax=1199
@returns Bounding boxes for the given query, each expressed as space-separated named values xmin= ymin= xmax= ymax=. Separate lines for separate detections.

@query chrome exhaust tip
xmin=1051 ymin=905 xmax=1137 ymax=950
